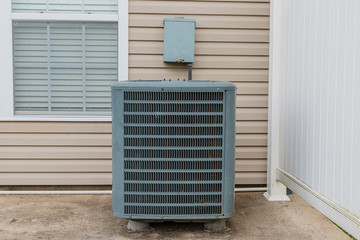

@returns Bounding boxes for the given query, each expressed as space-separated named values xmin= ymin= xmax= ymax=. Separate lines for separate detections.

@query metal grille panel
xmin=124 ymin=194 xmax=222 ymax=204
xmin=124 ymin=183 xmax=222 ymax=192
xmin=124 ymin=91 xmax=223 ymax=101
xmin=119 ymin=90 xmax=227 ymax=217
xmin=124 ymin=206 xmax=222 ymax=215
xmin=124 ymin=138 xmax=222 ymax=147
xmin=124 ymin=126 xmax=222 ymax=135
xmin=124 ymin=149 xmax=222 ymax=159
xmin=124 ymin=172 xmax=222 ymax=181
xmin=124 ymin=160 xmax=222 ymax=170
xmin=124 ymin=115 xmax=223 ymax=124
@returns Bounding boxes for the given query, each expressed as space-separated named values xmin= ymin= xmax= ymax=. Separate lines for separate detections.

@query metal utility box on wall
xmin=112 ymin=80 xmax=236 ymax=220
xmin=163 ymin=18 xmax=196 ymax=63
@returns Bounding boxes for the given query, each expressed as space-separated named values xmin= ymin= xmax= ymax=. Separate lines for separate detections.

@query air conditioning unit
xmin=112 ymin=80 xmax=236 ymax=222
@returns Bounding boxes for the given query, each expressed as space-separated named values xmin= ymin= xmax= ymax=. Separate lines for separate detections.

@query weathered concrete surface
xmin=0 ymin=192 xmax=350 ymax=240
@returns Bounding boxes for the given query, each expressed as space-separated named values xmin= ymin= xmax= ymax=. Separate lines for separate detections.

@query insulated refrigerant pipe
xmin=0 ymin=188 xmax=267 ymax=195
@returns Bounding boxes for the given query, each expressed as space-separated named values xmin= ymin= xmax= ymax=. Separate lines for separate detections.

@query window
xmin=0 ymin=0 xmax=128 ymax=120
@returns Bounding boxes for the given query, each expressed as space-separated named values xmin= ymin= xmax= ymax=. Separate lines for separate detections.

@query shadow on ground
xmin=0 ymin=192 xmax=350 ymax=240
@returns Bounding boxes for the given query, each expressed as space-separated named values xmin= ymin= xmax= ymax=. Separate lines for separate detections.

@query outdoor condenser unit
xmin=112 ymin=80 xmax=236 ymax=221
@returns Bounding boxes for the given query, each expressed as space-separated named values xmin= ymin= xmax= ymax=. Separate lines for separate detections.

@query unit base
xmin=124 ymin=219 xmax=154 ymax=232
xmin=203 ymin=219 xmax=230 ymax=232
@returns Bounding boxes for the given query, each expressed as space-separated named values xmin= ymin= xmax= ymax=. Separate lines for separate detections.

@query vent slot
xmin=124 ymin=149 xmax=222 ymax=159
xmin=124 ymin=172 xmax=222 ymax=181
xmin=125 ymin=194 xmax=222 ymax=204
xmin=124 ymin=114 xmax=223 ymax=124
xmin=124 ymin=126 xmax=222 ymax=136
xmin=124 ymin=138 xmax=222 ymax=147
xmin=124 ymin=91 xmax=223 ymax=101
xmin=124 ymin=205 xmax=221 ymax=215
xmin=124 ymin=103 xmax=223 ymax=113
xmin=124 ymin=183 xmax=222 ymax=192
xmin=124 ymin=160 xmax=222 ymax=170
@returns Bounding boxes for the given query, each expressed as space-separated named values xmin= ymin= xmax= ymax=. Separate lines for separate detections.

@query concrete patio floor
xmin=0 ymin=192 xmax=351 ymax=240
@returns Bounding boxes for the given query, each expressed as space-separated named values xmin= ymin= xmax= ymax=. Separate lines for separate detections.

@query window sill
xmin=0 ymin=115 xmax=112 ymax=122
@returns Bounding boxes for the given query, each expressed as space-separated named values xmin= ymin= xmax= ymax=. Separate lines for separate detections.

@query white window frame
xmin=0 ymin=0 xmax=128 ymax=122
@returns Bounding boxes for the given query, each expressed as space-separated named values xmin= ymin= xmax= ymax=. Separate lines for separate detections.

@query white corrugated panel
xmin=12 ymin=0 xmax=118 ymax=14
xmin=279 ymin=0 xmax=360 ymax=220
xmin=13 ymin=21 xmax=118 ymax=112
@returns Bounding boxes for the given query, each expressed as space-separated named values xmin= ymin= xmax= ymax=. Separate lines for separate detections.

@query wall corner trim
xmin=118 ymin=0 xmax=129 ymax=81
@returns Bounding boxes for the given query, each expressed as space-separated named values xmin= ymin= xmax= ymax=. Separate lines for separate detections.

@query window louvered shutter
xmin=12 ymin=0 xmax=118 ymax=14
xmin=13 ymin=21 xmax=118 ymax=113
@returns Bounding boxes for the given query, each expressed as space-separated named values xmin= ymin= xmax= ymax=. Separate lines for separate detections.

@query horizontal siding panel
xmin=0 ymin=172 xmax=266 ymax=185
xmin=236 ymin=147 xmax=267 ymax=159
xmin=0 ymin=173 xmax=111 ymax=185
xmin=0 ymin=160 xmax=111 ymax=172
xmin=0 ymin=147 xmax=112 ymax=159
xmin=0 ymin=121 xmax=268 ymax=134
xmin=194 ymin=69 xmax=268 ymax=82
xmin=236 ymin=121 xmax=268 ymax=133
xmin=130 ymin=1 xmax=270 ymax=16
xmin=130 ymin=14 xmax=269 ymax=29
xmin=130 ymin=28 xmax=269 ymax=43
xmin=129 ymin=69 xmax=268 ymax=82
xmin=1 ymin=159 xmax=266 ymax=173
xmin=236 ymin=95 xmax=268 ymax=107
xmin=236 ymin=134 xmax=267 ymax=146
xmin=235 ymin=160 xmax=267 ymax=172
xmin=130 ymin=41 xmax=269 ymax=56
xmin=0 ymin=134 xmax=111 ymax=146
xmin=236 ymin=108 xmax=268 ymax=120
xmin=129 ymin=68 xmax=188 ymax=80
xmin=1 ymin=159 xmax=267 ymax=173
xmin=0 ymin=122 xmax=111 ymax=133
xmin=130 ymin=55 xmax=269 ymax=69
xmin=235 ymin=82 xmax=268 ymax=95
xmin=235 ymin=172 xmax=266 ymax=184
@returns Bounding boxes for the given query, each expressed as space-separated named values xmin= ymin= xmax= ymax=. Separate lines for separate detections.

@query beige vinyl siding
xmin=0 ymin=0 xmax=269 ymax=186
xmin=0 ymin=122 xmax=112 ymax=185
xmin=0 ymin=121 xmax=267 ymax=185
xmin=129 ymin=0 xmax=269 ymax=185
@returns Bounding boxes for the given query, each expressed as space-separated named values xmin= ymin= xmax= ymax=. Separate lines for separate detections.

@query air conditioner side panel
xmin=112 ymin=89 xmax=124 ymax=216
xmin=223 ymin=89 xmax=236 ymax=216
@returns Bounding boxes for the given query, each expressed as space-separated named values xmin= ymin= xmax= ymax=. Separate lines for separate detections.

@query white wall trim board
xmin=118 ymin=0 xmax=129 ymax=81
xmin=264 ymin=0 xmax=289 ymax=201
xmin=11 ymin=13 xmax=118 ymax=22
xmin=277 ymin=168 xmax=360 ymax=240
xmin=0 ymin=1 xmax=14 ymax=118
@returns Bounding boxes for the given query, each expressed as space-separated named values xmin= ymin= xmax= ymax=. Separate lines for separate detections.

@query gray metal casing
xmin=112 ymin=80 xmax=236 ymax=220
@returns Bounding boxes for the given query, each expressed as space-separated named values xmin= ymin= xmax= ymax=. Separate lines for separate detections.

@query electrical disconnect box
xmin=163 ymin=18 xmax=196 ymax=63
